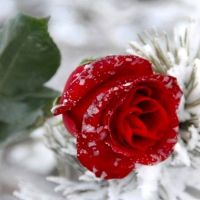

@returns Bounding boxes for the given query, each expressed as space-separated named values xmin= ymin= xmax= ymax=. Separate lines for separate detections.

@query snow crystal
xmin=175 ymin=91 xmax=182 ymax=99
xmin=82 ymin=134 xmax=87 ymax=138
xmin=163 ymin=76 xmax=169 ymax=82
xmin=71 ymin=63 xmax=94 ymax=86
xmin=167 ymin=138 xmax=177 ymax=143
xmin=82 ymin=124 xmax=96 ymax=133
xmin=114 ymin=158 xmax=121 ymax=166
xmin=80 ymin=149 xmax=88 ymax=154
xmin=84 ymin=64 xmax=91 ymax=69
xmin=79 ymin=79 xmax=85 ymax=85
xmin=108 ymin=71 xmax=115 ymax=75
xmin=165 ymin=80 xmax=173 ymax=89
xmin=173 ymin=126 xmax=179 ymax=132
xmin=88 ymin=141 xmax=96 ymax=147
xmin=93 ymin=150 xmax=100 ymax=156
xmin=96 ymin=126 xmax=103 ymax=133
xmin=103 ymin=96 xmax=108 ymax=101
xmin=63 ymin=99 xmax=68 ymax=104
xmin=100 ymin=132 xmax=107 ymax=140
xmin=125 ymin=58 xmax=132 ymax=62
xmin=123 ymin=82 xmax=132 ymax=87
xmin=93 ymin=167 xmax=98 ymax=173
xmin=158 ymin=149 xmax=166 ymax=157
xmin=97 ymin=93 xmax=104 ymax=101
xmin=114 ymin=56 xmax=124 ymax=67
xmin=100 ymin=171 xmax=107 ymax=179
xmin=150 ymin=154 xmax=161 ymax=163
xmin=87 ymin=104 xmax=99 ymax=116
xmin=97 ymin=101 xmax=102 ymax=107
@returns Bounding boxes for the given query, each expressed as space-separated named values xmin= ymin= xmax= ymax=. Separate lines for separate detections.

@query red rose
xmin=52 ymin=55 xmax=182 ymax=180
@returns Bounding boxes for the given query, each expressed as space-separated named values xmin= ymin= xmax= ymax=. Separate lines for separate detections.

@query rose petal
xmin=77 ymin=133 xmax=136 ymax=179
xmin=153 ymin=74 xmax=183 ymax=109
xmin=53 ymin=55 xmax=153 ymax=115
xmin=77 ymin=83 xmax=138 ymax=179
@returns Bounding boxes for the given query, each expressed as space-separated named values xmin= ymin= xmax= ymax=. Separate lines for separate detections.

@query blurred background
xmin=0 ymin=0 xmax=200 ymax=199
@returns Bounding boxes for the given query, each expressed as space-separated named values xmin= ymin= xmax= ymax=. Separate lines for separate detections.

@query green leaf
xmin=0 ymin=110 xmax=42 ymax=147
xmin=0 ymin=13 xmax=61 ymax=96
xmin=79 ymin=57 xmax=101 ymax=65
xmin=0 ymin=13 xmax=61 ymax=147
xmin=0 ymin=86 xmax=60 ymax=124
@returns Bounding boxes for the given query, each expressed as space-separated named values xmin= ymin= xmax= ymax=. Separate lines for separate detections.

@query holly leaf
xmin=0 ymin=13 xmax=61 ymax=147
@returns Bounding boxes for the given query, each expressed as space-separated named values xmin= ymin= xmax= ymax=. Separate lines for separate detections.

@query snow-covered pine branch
xmin=127 ymin=19 xmax=200 ymax=166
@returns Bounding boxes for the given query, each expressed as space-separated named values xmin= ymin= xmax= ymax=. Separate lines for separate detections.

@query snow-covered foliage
xmin=14 ymin=179 xmax=65 ymax=200
xmin=15 ymin=121 xmax=200 ymax=200
xmin=128 ymin=20 xmax=200 ymax=167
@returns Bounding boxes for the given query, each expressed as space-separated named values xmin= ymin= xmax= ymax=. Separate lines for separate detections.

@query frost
xmin=125 ymin=58 xmax=132 ymax=62
xmin=150 ymin=154 xmax=161 ymax=163
xmin=100 ymin=132 xmax=107 ymax=140
xmin=114 ymin=158 xmax=121 ymax=166
xmin=175 ymin=91 xmax=182 ymax=99
xmin=188 ymin=125 xmax=199 ymax=150
xmin=136 ymin=164 xmax=162 ymax=200
xmin=158 ymin=149 xmax=166 ymax=157
xmin=100 ymin=171 xmax=107 ymax=179
xmin=123 ymin=82 xmax=132 ymax=87
xmin=165 ymin=79 xmax=173 ymax=89
xmin=163 ymin=76 xmax=169 ymax=82
xmin=177 ymin=96 xmax=191 ymax=122
xmin=80 ymin=149 xmax=88 ymax=154
xmin=87 ymin=104 xmax=99 ymax=116
xmin=97 ymin=93 xmax=104 ymax=101
xmin=84 ymin=64 xmax=91 ymax=69
xmin=63 ymin=99 xmax=68 ymax=104
xmin=167 ymin=138 xmax=177 ymax=143
xmin=14 ymin=179 xmax=63 ymax=200
xmin=82 ymin=123 xmax=96 ymax=133
xmin=71 ymin=63 xmax=94 ymax=86
xmin=173 ymin=126 xmax=179 ymax=132
xmin=96 ymin=126 xmax=103 ymax=133
xmin=79 ymin=79 xmax=85 ymax=85
xmin=171 ymin=143 xmax=191 ymax=167
xmin=43 ymin=119 xmax=200 ymax=200
xmin=114 ymin=56 xmax=124 ymax=67
xmin=88 ymin=141 xmax=96 ymax=147
xmin=93 ymin=150 xmax=100 ymax=156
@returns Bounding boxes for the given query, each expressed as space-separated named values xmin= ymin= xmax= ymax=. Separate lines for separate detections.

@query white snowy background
xmin=1 ymin=0 xmax=200 ymax=199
